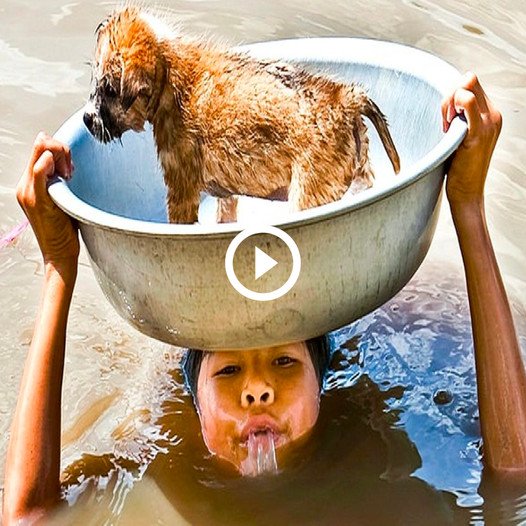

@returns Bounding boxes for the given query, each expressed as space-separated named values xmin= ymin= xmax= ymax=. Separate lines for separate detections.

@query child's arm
xmin=443 ymin=73 xmax=526 ymax=476
xmin=2 ymin=133 xmax=78 ymax=524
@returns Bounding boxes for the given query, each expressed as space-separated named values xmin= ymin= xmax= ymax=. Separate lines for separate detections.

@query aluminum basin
xmin=49 ymin=38 xmax=467 ymax=350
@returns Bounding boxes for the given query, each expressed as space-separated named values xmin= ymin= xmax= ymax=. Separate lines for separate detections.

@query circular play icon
xmin=225 ymin=225 xmax=301 ymax=301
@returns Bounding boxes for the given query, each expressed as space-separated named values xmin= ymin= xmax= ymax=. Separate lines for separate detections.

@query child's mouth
xmin=240 ymin=428 xmax=279 ymax=477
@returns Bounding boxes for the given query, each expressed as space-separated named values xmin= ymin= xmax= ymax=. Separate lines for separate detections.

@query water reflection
xmin=332 ymin=271 xmax=484 ymax=507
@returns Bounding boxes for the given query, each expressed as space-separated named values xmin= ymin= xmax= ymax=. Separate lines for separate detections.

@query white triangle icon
xmin=254 ymin=247 xmax=278 ymax=280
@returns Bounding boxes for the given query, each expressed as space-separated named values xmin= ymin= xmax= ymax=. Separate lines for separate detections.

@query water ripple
xmin=329 ymin=270 xmax=484 ymax=505
xmin=50 ymin=3 xmax=78 ymax=26
xmin=0 ymin=38 xmax=84 ymax=96
xmin=403 ymin=0 xmax=526 ymax=66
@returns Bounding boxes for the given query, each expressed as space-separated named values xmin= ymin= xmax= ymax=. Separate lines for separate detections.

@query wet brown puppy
xmin=84 ymin=7 xmax=400 ymax=224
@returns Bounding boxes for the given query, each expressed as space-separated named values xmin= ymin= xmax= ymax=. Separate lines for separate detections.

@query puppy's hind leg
xmin=289 ymin=154 xmax=348 ymax=211
xmin=348 ymin=120 xmax=375 ymax=195
xmin=216 ymin=196 xmax=238 ymax=223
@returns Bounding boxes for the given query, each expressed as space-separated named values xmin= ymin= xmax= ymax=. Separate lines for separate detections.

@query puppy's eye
xmin=104 ymin=84 xmax=118 ymax=98
xmin=138 ymin=87 xmax=152 ymax=99
xmin=273 ymin=356 xmax=296 ymax=367
xmin=214 ymin=365 xmax=240 ymax=377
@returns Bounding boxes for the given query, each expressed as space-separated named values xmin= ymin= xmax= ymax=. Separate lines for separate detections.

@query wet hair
xmin=182 ymin=334 xmax=332 ymax=407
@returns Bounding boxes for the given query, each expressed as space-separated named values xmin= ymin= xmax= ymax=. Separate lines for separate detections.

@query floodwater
xmin=0 ymin=0 xmax=525 ymax=524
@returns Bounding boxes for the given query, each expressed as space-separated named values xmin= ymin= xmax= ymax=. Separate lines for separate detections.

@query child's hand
xmin=16 ymin=133 xmax=79 ymax=268
xmin=441 ymin=72 xmax=502 ymax=208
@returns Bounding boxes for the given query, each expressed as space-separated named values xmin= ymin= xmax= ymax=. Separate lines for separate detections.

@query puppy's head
xmin=84 ymin=7 xmax=170 ymax=143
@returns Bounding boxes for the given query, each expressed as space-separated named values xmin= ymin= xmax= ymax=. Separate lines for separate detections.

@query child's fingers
xmin=32 ymin=150 xmax=56 ymax=198
xmin=17 ymin=150 xmax=56 ymax=214
xmin=26 ymin=134 xmax=72 ymax=181
xmin=452 ymin=87 xmax=482 ymax=137
xmin=441 ymin=97 xmax=455 ymax=133
xmin=442 ymin=72 xmax=490 ymax=133
xmin=40 ymin=138 xmax=72 ymax=180
xmin=26 ymin=132 xmax=51 ymax=172
xmin=442 ymin=98 xmax=464 ymax=133
xmin=441 ymin=97 xmax=451 ymax=132
xmin=462 ymin=71 xmax=490 ymax=115
xmin=18 ymin=143 xmax=71 ymax=214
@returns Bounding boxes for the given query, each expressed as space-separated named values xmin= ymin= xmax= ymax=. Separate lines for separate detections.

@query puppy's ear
xmin=121 ymin=64 xmax=150 ymax=111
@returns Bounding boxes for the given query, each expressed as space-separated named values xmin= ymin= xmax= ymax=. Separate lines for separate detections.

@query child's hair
xmin=182 ymin=335 xmax=332 ymax=407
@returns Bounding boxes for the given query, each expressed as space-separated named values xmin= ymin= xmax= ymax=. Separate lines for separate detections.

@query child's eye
xmin=274 ymin=356 xmax=296 ymax=367
xmin=214 ymin=365 xmax=240 ymax=377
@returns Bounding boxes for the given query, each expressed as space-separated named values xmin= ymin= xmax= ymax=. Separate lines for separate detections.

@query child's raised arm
xmin=3 ymin=133 xmax=78 ymax=524
xmin=443 ymin=73 xmax=526 ymax=476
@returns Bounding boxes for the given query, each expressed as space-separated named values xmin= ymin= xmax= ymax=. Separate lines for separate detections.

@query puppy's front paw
xmin=167 ymin=201 xmax=199 ymax=224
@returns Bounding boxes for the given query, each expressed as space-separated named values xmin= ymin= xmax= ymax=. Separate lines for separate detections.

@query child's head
xmin=183 ymin=335 xmax=331 ymax=473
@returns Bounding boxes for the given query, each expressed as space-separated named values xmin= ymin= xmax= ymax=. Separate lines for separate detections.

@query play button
xmin=225 ymin=225 xmax=301 ymax=302
xmin=254 ymin=247 xmax=278 ymax=280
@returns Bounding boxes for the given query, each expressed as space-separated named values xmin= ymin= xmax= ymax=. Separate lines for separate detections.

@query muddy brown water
xmin=1 ymin=1 xmax=525 ymax=524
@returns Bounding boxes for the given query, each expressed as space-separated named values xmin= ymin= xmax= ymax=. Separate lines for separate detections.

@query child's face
xmin=196 ymin=342 xmax=320 ymax=474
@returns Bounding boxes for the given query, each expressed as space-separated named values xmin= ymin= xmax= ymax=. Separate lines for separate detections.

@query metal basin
xmin=50 ymin=38 xmax=467 ymax=350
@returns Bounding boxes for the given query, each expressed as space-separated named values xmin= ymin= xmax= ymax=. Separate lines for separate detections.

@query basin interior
xmin=65 ymin=47 xmax=446 ymax=224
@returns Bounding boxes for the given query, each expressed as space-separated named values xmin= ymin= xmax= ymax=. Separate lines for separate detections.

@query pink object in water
xmin=0 ymin=220 xmax=29 ymax=249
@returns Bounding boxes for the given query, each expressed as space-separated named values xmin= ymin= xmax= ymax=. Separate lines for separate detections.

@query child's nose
xmin=241 ymin=381 xmax=275 ymax=408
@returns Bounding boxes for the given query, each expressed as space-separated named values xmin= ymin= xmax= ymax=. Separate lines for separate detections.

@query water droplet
xmin=433 ymin=389 xmax=453 ymax=405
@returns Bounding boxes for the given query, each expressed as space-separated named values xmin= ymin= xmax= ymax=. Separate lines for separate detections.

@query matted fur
xmin=84 ymin=5 xmax=400 ymax=224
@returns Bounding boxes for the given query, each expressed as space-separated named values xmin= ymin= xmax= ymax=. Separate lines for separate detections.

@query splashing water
xmin=240 ymin=430 xmax=279 ymax=477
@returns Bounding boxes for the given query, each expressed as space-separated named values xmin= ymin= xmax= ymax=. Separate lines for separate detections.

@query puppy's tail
xmin=361 ymin=96 xmax=401 ymax=174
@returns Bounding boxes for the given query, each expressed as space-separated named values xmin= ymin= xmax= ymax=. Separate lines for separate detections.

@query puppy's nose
xmin=83 ymin=112 xmax=94 ymax=130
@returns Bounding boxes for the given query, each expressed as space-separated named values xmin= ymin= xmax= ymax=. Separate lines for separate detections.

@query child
xmin=3 ymin=73 xmax=525 ymax=524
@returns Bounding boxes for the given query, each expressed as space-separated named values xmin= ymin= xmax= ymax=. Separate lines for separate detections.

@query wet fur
xmin=84 ymin=6 xmax=400 ymax=224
